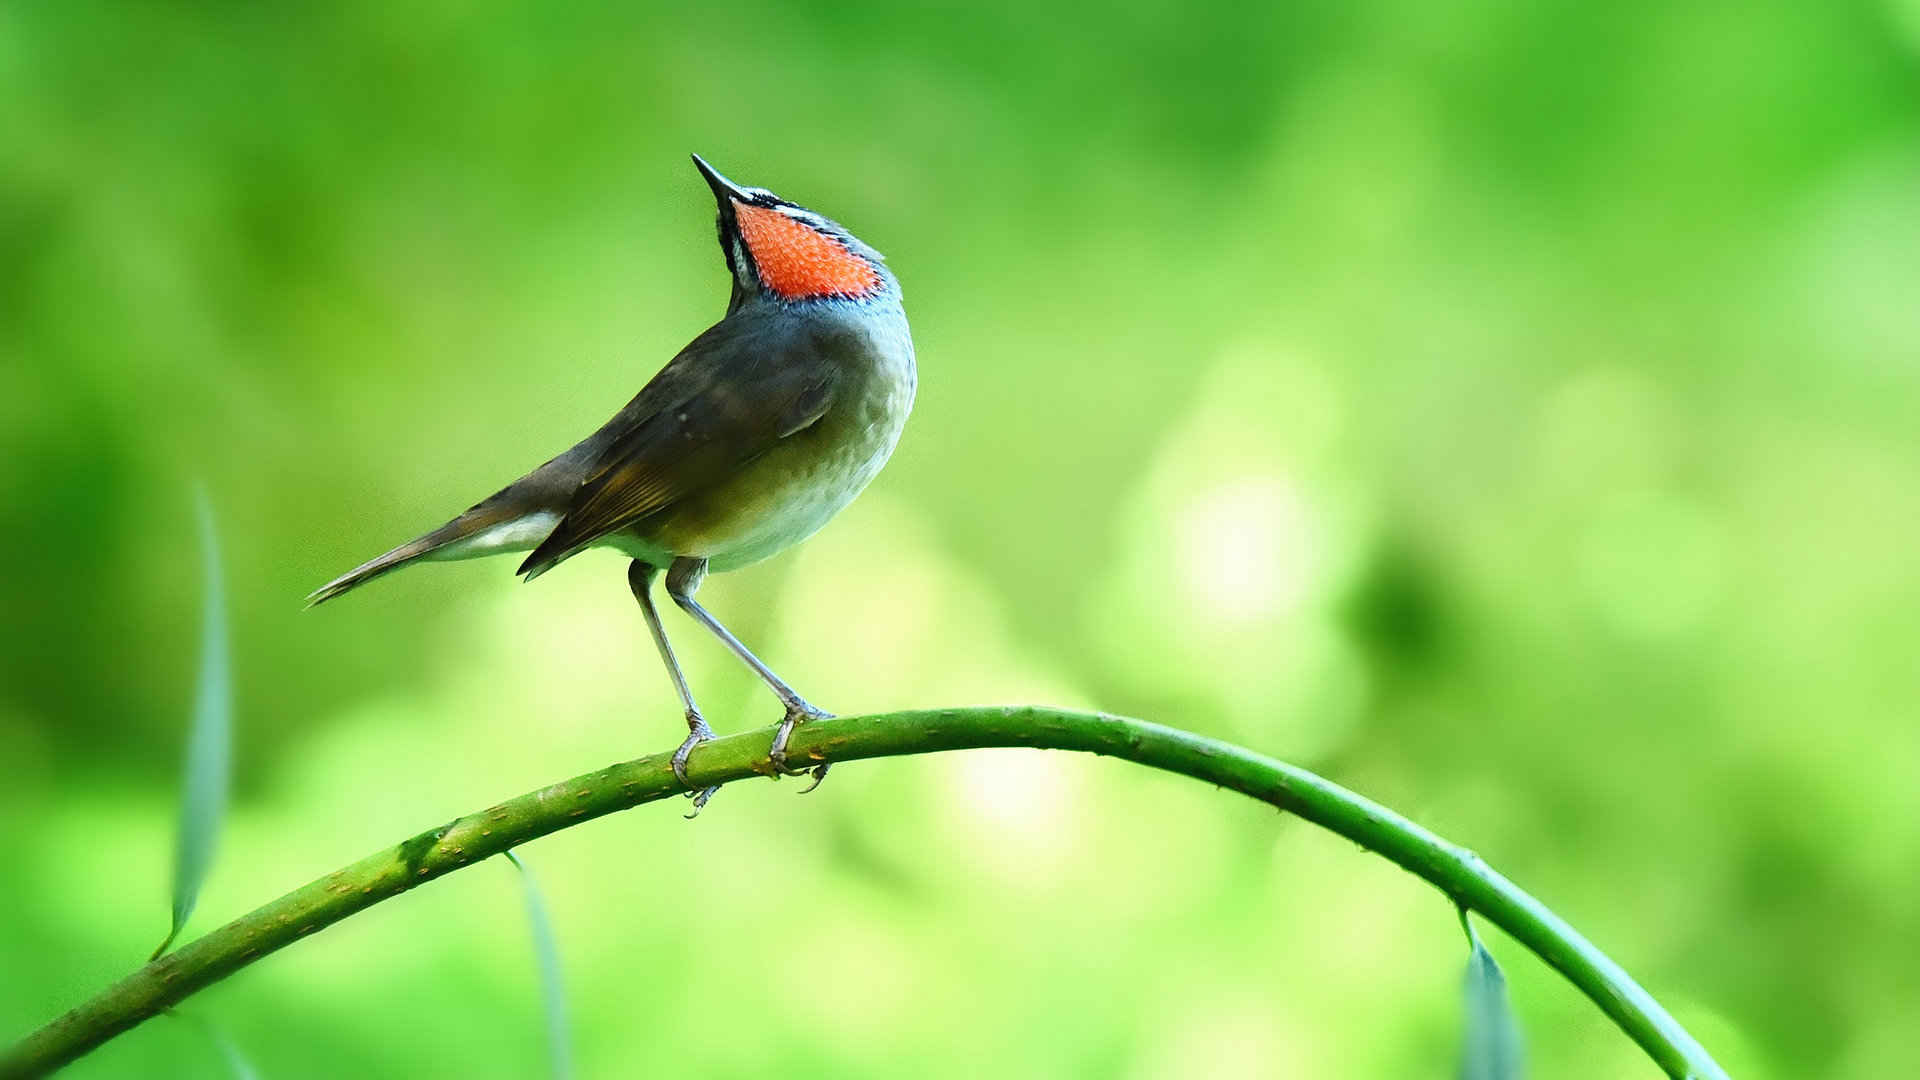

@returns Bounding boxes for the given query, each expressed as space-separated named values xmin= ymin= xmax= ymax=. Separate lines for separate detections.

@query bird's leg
xmin=628 ymin=560 xmax=719 ymax=815
xmin=665 ymin=557 xmax=832 ymax=788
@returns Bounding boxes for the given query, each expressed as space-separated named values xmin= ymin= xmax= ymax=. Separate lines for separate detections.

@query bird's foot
xmin=673 ymin=712 xmax=720 ymax=819
xmin=769 ymin=700 xmax=833 ymax=791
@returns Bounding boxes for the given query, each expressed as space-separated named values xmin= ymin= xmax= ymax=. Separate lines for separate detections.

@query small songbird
xmin=307 ymin=155 xmax=915 ymax=811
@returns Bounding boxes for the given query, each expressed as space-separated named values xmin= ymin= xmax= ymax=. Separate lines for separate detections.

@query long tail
xmin=305 ymin=504 xmax=549 ymax=607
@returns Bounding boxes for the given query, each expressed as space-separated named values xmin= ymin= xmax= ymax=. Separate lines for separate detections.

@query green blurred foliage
xmin=3 ymin=0 xmax=1917 ymax=1076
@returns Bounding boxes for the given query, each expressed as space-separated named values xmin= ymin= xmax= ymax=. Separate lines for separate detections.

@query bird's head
xmin=692 ymin=154 xmax=894 ymax=307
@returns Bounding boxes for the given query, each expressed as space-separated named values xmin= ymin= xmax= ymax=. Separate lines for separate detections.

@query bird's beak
xmin=691 ymin=153 xmax=752 ymax=207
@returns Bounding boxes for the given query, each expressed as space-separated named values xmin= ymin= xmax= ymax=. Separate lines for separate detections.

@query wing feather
xmin=517 ymin=317 xmax=838 ymax=577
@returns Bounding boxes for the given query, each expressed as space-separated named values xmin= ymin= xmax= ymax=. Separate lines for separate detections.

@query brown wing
xmin=517 ymin=314 xmax=838 ymax=578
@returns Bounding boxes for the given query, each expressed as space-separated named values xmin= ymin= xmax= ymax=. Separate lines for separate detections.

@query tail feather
xmin=305 ymin=522 xmax=467 ymax=607
xmin=305 ymin=505 xmax=538 ymax=607
xmin=307 ymin=444 xmax=598 ymax=607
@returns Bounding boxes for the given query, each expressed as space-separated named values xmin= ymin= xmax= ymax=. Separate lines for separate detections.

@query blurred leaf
xmin=211 ymin=1034 xmax=262 ymax=1080
xmin=172 ymin=1011 xmax=261 ymax=1080
xmin=1459 ymin=911 xmax=1525 ymax=1080
xmin=505 ymin=850 xmax=573 ymax=1080
xmin=151 ymin=490 xmax=232 ymax=961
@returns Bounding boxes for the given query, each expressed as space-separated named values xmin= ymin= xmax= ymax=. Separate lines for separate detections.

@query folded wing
xmin=517 ymin=319 xmax=837 ymax=579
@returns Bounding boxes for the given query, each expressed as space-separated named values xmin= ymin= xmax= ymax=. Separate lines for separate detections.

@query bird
xmin=306 ymin=154 xmax=916 ymax=813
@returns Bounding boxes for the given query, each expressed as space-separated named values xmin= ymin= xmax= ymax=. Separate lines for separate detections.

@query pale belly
xmin=613 ymin=355 xmax=914 ymax=571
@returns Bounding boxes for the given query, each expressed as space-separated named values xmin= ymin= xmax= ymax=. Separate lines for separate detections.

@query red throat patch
xmin=732 ymin=201 xmax=881 ymax=300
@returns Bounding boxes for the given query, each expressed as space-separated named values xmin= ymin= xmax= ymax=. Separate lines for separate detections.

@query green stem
xmin=2 ymin=707 xmax=1728 ymax=1079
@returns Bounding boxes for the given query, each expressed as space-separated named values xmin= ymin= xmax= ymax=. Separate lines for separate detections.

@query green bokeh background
xmin=5 ymin=2 xmax=1918 ymax=1076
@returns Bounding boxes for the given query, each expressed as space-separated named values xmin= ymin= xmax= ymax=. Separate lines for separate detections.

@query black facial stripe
xmin=712 ymin=198 xmax=738 ymax=267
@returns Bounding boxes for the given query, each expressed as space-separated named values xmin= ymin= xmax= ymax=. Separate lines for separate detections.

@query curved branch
xmin=3 ymin=707 xmax=1728 ymax=1080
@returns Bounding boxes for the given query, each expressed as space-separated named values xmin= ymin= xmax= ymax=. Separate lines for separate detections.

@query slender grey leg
xmin=628 ymin=561 xmax=718 ymax=815
xmin=665 ymin=557 xmax=831 ymax=788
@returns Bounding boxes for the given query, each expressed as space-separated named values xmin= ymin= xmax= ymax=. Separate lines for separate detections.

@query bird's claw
xmin=673 ymin=713 xmax=720 ymax=817
xmin=682 ymin=785 xmax=718 ymax=819
xmin=796 ymin=763 xmax=831 ymax=794
xmin=769 ymin=701 xmax=832 ymax=786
